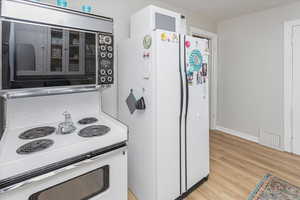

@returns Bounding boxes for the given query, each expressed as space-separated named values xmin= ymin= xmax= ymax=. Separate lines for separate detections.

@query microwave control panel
xmin=98 ymin=33 xmax=114 ymax=85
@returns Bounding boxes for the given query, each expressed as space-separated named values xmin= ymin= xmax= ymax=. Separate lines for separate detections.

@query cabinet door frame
xmin=284 ymin=19 xmax=300 ymax=153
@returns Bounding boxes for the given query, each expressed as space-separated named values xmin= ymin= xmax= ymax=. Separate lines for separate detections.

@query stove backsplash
xmin=5 ymin=91 xmax=100 ymax=131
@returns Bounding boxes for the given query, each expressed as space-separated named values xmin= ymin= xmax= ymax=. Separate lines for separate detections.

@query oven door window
xmin=29 ymin=166 xmax=109 ymax=200
xmin=1 ymin=20 xmax=97 ymax=89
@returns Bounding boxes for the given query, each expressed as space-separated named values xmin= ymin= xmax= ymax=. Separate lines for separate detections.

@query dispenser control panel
xmin=98 ymin=33 xmax=114 ymax=85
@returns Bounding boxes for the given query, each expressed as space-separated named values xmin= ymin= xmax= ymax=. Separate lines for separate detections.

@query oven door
xmin=0 ymin=147 xmax=127 ymax=200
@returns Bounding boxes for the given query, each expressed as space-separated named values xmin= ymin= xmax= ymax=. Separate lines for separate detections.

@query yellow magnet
xmin=161 ymin=33 xmax=168 ymax=41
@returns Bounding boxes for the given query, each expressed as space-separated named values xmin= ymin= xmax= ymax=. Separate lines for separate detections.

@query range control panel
xmin=98 ymin=33 xmax=114 ymax=85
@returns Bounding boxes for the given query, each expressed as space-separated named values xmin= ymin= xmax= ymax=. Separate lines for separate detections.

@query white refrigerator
xmin=118 ymin=30 xmax=209 ymax=200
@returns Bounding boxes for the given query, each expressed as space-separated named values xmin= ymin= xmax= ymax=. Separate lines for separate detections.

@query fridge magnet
xmin=161 ymin=33 xmax=168 ymax=41
xmin=143 ymin=35 xmax=152 ymax=49
xmin=202 ymin=63 xmax=208 ymax=77
xmin=189 ymin=49 xmax=203 ymax=72
xmin=185 ymin=41 xmax=191 ymax=48
xmin=197 ymin=71 xmax=202 ymax=85
xmin=171 ymin=33 xmax=178 ymax=42
xmin=204 ymin=48 xmax=210 ymax=55
xmin=187 ymin=71 xmax=194 ymax=85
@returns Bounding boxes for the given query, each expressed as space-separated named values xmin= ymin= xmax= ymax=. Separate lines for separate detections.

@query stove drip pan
xmin=78 ymin=125 xmax=110 ymax=138
xmin=17 ymin=139 xmax=54 ymax=155
xmin=19 ymin=127 xmax=56 ymax=140
xmin=78 ymin=117 xmax=98 ymax=125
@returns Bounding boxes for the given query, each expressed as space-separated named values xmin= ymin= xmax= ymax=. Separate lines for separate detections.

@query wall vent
xmin=259 ymin=129 xmax=281 ymax=150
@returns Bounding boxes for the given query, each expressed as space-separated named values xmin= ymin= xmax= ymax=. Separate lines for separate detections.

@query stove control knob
xmin=107 ymin=53 xmax=113 ymax=59
xmin=100 ymin=45 xmax=106 ymax=51
xmin=107 ymin=46 xmax=113 ymax=52
xmin=101 ymin=52 xmax=106 ymax=58
xmin=107 ymin=69 xmax=113 ymax=75
xmin=104 ymin=36 xmax=112 ymax=45
xmin=107 ymin=77 xmax=112 ymax=82
xmin=100 ymin=69 xmax=106 ymax=75
xmin=100 ymin=77 xmax=106 ymax=83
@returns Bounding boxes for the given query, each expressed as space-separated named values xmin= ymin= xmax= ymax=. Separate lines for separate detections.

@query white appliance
xmin=118 ymin=21 xmax=210 ymax=200
xmin=0 ymin=91 xmax=128 ymax=200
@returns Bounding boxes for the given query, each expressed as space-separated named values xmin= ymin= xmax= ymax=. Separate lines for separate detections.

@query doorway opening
xmin=190 ymin=27 xmax=218 ymax=130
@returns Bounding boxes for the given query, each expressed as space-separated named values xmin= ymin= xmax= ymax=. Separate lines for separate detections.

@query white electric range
xmin=0 ymin=90 xmax=128 ymax=200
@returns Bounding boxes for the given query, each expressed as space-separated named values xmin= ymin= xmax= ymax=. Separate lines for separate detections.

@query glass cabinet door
xmin=68 ymin=31 xmax=80 ymax=72
xmin=67 ymin=31 xmax=84 ymax=74
xmin=49 ymin=28 xmax=64 ymax=73
xmin=84 ymin=33 xmax=96 ymax=74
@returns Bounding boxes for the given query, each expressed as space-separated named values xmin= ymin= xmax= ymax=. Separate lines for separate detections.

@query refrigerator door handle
xmin=183 ymin=35 xmax=189 ymax=192
xmin=179 ymin=34 xmax=184 ymax=195
xmin=179 ymin=34 xmax=190 ymax=193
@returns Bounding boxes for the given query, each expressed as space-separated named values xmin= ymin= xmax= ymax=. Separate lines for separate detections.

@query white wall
xmin=43 ymin=0 xmax=216 ymax=117
xmin=217 ymin=1 xmax=300 ymax=148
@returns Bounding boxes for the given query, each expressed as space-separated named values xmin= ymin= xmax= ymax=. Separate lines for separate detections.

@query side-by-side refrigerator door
xmin=154 ymin=30 xmax=181 ymax=200
xmin=183 ymin=35 xmax=210 ymax=191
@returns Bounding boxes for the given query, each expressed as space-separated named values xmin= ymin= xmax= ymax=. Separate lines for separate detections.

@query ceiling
xmin=160 ymin=0 xmax=300 ymax=21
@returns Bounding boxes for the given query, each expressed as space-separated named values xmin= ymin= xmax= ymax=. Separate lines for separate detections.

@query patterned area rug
xmin=248 ymin=174 xmax=300 ymax=200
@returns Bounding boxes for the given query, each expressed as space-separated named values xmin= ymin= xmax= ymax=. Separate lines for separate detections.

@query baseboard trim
xmin=215 ymin=126 xmax=259 ymax=143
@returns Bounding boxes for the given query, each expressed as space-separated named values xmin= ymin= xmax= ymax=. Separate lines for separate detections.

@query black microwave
xmin=1 ymin=0 xmax=114 ymax=89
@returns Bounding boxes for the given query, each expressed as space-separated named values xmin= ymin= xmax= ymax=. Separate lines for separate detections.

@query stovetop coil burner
xmin=78 ymin=117 xmax=98 ymax=125
xmin=78 ymin=125 xmax=110 ymax=138
xmin=19 ymin=126 xmax=56 ymax=140
xmin=17 ymin=139 xmax=54 ymax=155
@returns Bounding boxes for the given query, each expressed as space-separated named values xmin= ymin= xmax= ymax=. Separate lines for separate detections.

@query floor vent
xmin=259 ymin=129 xmax=281 ymax=150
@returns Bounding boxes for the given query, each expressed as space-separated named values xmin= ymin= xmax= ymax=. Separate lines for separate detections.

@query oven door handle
xmin=0 ymin=171 xmax=58 ymax=193
xmin=0 ymin=160 xmax=96 ymax=193
xmin=0 ymin=161 xmax=91 ymax=193
xmin=0 ymin=182 xmax=27 ymax=193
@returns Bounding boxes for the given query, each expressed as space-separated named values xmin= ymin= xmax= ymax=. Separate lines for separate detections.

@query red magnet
xmin=185 ymin=41 xmax=191 ymax=48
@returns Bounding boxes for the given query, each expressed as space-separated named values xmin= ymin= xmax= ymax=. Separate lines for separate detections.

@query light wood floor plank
xmin=128 ymin=130 xmax=300 ymax=200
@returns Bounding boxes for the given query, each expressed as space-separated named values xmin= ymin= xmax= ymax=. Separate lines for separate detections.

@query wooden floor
xmin=128 ymin=130 xmax=300 ymax=200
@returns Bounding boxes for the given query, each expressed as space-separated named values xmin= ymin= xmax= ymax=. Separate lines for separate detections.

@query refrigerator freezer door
xmin=154 ymin=30 xmax=181 ymax=200
xmin=184 ymin=35 xmax=210 ymax=190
